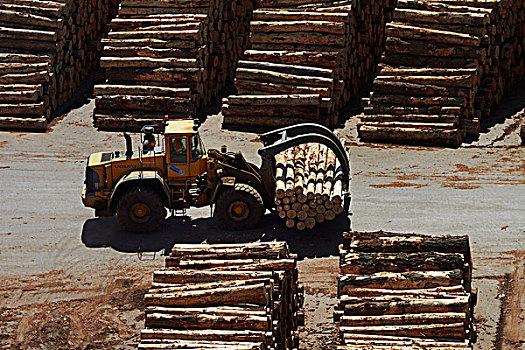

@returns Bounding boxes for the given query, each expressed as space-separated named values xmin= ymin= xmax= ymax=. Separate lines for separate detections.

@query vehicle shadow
xmin=81 ymin=212 xmax=349 ymax=259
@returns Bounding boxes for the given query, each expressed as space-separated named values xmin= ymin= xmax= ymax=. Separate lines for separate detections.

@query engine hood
xmin=87 ymin=152 xmax=114 ymax=167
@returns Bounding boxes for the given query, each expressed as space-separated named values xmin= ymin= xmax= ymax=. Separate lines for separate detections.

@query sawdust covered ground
xmin=0 ymin=92 xmax=524 ymax=349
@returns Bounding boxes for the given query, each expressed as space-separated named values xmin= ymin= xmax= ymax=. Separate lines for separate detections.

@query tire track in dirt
xmin=0 ymin=277 xmax=148 ymax=350
xmin=495 ymin=251 xmax=525 ymax=350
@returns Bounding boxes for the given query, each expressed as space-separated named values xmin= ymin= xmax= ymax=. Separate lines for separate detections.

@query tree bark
xmin=242 ymin=49 xmax=339 ymax=69
xmin=340 ymin=312 xmax=467 ymax=326
xmin=235 ymin=68 xmax=334 ymax=87
xmin=340 ymin=252 xmax=465 ymax=274
xmin=385 ymin=37 xmax=485 ymax=59
xmin=94 ymin=85 xmax=191 ymax=97
xmin=225 ymin=94 xmax=321 ymax=106
xmin=100 ymin=57 xmax=200 ymax=69
xmin=145 ymin=284 xmax=270 ymax=307
xmin=386 ymin=23 xmax=481 ymax=47
xmin=364 ymin=104 xmax=462 ymax=116
xmin=95 ymin=95 xmax=190 ymax=113
xmin=146 ymin=312 xmax=271 ymax=331
xmin=238 ymin=60 xmax=333 ymax=78
xmin=339 ymin=323 xmax=466 ymax=339
xmin=338 ymin=270 xmax=464 ymax=293
xmin=153 ymin=270 xmax=273 ymax=284
xmin=370 ymin=93 xmax=467 ymax=107
xmin=393 ymin=8 xmax=489 ymax=26
xmin=235 ymin=79 xmax=330 ymax=97
xmin=375 ymin=74 xmax=475 ymax=88
xmin=253 ymin=9 xmax=350 ymax=23
xmin=140 ymin=329 xmax=268 ymax=343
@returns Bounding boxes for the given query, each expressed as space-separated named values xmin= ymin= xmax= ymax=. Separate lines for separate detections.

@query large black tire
xmin=116 ymin=186 xmax=165 ymax=233
xmin=214 ymin=184 xmax=264 ymax=230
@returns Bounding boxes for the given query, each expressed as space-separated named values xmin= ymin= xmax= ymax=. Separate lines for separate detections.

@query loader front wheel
xmin=215 ymin=185 xmax=264 ymax=230
xmin=117 ymin=186 xmax=164 ymax=233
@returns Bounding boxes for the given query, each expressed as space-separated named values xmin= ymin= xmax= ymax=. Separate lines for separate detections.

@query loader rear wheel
xmin=215 ymin=185 xmax=264 ymax=230
xmin=117 ymin=186 xmax=164 ymax=233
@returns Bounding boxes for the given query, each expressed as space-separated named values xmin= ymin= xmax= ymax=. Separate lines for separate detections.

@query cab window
xmin=190 ymin=134 xmax=204 ymax=162
xmin=169 ymin=137 xmax=187 ymax=163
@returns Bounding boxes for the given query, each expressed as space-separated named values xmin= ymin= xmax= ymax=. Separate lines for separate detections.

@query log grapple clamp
xmin=258 ymin=123 xmax=351 ymax=209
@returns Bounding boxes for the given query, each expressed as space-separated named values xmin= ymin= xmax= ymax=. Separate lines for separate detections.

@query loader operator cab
xmin=164 ymin=120 xmax=207 ymax=181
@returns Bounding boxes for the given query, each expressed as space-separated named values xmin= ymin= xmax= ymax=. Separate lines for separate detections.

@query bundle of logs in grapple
xmin=0 ymin=0 xmax=120 ymax=131
xmin=93 ymin=0 xmax=257 ymax=131
xmin=274 ymin=143 xmax=345 ymax=230
xmin=139 ymin=242 xmax=304 ymax=350
xmin=221 ymin=0 xmax=397 ymax=128
xmin=359 ymin=0 xmax=525 ymax=146
xmin=334 ymin=231 xmax=477 ymax=349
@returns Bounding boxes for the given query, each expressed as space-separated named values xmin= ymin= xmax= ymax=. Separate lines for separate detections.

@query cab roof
xmin=164 ymin=119 xmax=198 ymax=135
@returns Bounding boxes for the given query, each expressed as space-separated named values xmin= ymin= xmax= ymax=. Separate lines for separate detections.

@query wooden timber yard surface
xmin=335 ymin=231 xmax=477 ymax=349
xmin=359 ymin=0 xmax=525 ymax=146
xmin=0 ymin=104 xmax=523 ymax=348
xmin=139 ymin=242 xmax=303 ymax=350
xmin=136 ymin=233 xmax=478 ymax=350
xmin=93 ymin=0 xmax=258 ymax=131
xmin=222 ymin=0 xmax=396 ymax=128
xmin=0 ymin=0 xmax=120 ymax=131
xmin=0 ymin=0 xmax=524 ymax=146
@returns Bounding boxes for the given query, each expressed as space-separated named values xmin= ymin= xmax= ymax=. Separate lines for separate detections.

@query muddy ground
xmin=0 ymin=86 xmax=524 ymax=349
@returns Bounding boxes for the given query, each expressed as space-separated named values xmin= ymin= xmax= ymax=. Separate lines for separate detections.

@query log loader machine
xmin=81 ymin=119 xmax=350 ymax=232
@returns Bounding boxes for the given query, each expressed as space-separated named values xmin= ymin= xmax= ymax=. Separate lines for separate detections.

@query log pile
xmin=93 ymin=0 xmax=258 ymax=131
xmin=139 ymin=242 xmax=304 ymax=350
xmin=521 ymin=112 xmax=525 ymax=145
xmin=335 ymin=231 xmax=477 ymax=349
xmin=359 ymin=0 xmax=525 ymax=146
xmin=518 ymin=108 xmax=525 ymax=145
xmin=222 ymin=0 xmax=397 ymax=128
xmin=0 ymin=0 xmax=120 ymax=131
xmin=274 ymin=143 xmax=347 ymax=230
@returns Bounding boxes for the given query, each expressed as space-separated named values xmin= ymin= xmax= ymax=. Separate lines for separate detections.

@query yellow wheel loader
xmin=81 ymin=119 xmax=350 ymax=232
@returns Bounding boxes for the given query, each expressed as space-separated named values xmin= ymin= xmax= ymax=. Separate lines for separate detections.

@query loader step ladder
xmin=170 ymin=208 xmax=187 ymax=217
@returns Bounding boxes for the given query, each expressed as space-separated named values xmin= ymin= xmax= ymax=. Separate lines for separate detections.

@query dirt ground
xmin=0 ymin=86 xmax=524 ymax=349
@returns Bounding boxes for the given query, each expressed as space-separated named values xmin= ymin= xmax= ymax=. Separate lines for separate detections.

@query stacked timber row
xmin=274 ymin=143 xmax=346 ymax=230
xmin=139 ymin=242 xmax=304 ymax=350
xmin=335 ymin=231 xmax=477 ymax=349
xmin=518 ymin=109 xmax=525 ymax=146
xmin=359 ymin=0 xmax=525 ymax=146
xmin=93 ymin=0 xmax=257 ymax=131
xmin=471 ymin=0 xmax=525 ymax=120
xmin=222 ymin=0 xmax=397 ymax=128
xmin=521 ymin=122 xmax=525 ymax=145
xmin=0 ymin=0 xmax=119 ymax=131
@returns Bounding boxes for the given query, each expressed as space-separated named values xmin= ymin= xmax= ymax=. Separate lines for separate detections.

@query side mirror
xmin=193 ymin=118 xmax=201 ymax=131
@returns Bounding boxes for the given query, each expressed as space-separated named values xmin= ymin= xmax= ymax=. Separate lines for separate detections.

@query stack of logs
xmin=93 ymin=0 xmax=258 ymax=131
xmin=335 ymin=230 xmax=477 ymax=349
xmin=0 ymin=0 xmax=119 ymax=131
xmin=360 ymin=0 xmax=525 ymax=146
xmin=521 ymin=111 xmax=525 ymax=144
xmin=274 ymin=143 xmax=346 ymax=230
xmin=222 ymin=0 xmax=397 ymax=128
xmin=139 ymin=242 xmax=304 ymax=350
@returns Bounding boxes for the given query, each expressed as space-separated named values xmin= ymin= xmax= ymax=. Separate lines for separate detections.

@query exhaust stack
xmin=124 ymin=133 xmax=133 ymax=159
